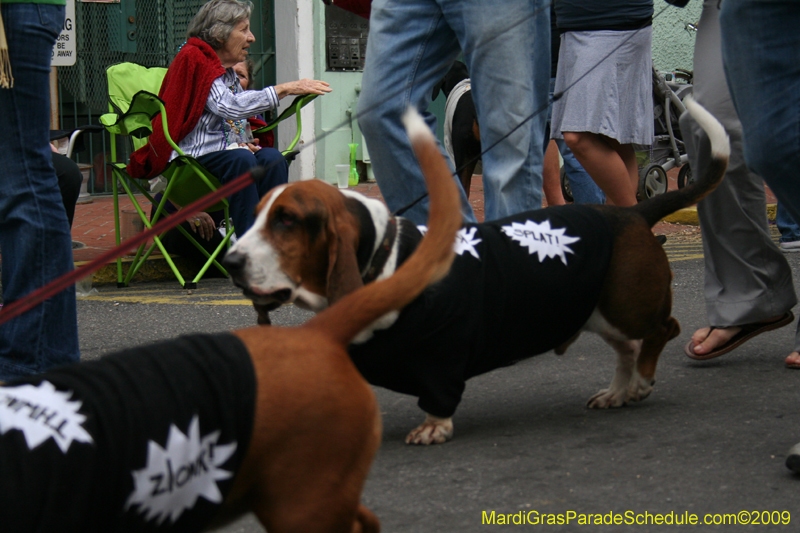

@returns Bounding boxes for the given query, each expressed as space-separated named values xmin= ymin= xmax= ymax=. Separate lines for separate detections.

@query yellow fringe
xmin=0 ymin=9 xmax=13 ymax=89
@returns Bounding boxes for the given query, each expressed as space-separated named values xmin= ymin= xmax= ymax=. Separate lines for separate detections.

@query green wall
xmin=653 ymin=0 xmax=701 ymax=72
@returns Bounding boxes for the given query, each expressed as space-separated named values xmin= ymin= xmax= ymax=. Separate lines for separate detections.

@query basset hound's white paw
xmin=405 ymin=414 xmax=453 ymax=445
xmin=586 ymin=387 xmax=628 ymax=409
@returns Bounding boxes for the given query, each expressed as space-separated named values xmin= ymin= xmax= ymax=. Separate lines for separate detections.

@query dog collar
xmin=362 ymin=217 xmax=397 ymax=283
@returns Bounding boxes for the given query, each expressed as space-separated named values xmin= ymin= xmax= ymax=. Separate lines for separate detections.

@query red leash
xmin=0 ymin=167 xmax=264 ymax=326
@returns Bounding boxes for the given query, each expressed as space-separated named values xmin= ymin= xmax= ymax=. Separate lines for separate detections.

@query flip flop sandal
xmin=684 ymin=311 xmax=794 ymax=361
xmin=785 ymin=352 xmax=800 ymax=369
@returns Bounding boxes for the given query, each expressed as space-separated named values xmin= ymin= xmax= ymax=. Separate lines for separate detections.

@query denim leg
xmin=359 ymin=0 xmax=548 ymax=224
xmin=451 ymin=0 xmax=549 ymax=221
xmin=197 ymin=147 xmax=287 ymax=236
xmin=0 ymin=3 xmax=79 ymax=380
xmin=720 ymin=0 xmax=800 ymax=225
xmin=776 ymin=203 xmax=800 ymax=243
xmin=555 ymin=139 xmax=606 ymax=204
xmin=358 ymin=0 xmax=471 ymax=225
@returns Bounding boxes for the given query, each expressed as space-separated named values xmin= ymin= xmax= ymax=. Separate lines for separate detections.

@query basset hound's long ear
xmin=325 ymin=209 xmax=364 ymax=305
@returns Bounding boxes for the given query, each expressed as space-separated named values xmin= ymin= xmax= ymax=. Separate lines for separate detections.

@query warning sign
xmin=51 ymin=0 xmax=76 ymax=67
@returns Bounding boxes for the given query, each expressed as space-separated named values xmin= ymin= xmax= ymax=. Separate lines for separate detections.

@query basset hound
xmin=224 ymin=98 xmax=730 ymax=446
xmin=0 ymin=108 xmax=462 ymax=531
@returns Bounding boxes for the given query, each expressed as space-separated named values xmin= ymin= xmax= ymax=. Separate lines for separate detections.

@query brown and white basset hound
xmin=0 ymin=109 xmax=462 ymax=532
xmin=224 ymin=98 xmax=730 ymax=446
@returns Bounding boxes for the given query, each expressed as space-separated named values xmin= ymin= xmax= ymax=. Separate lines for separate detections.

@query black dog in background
xmin=432 ymin=60 xmax=481 ymax=198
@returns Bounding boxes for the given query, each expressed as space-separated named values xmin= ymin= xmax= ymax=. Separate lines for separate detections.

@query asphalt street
xmin=75 ymin=234 xmax=800 ymax=532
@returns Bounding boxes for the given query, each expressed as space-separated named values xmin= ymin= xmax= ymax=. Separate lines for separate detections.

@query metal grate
xmin=56 ymin=0 xmax=276 ymax=194
xmin=325 ymin=5 xmax=368 ymax=71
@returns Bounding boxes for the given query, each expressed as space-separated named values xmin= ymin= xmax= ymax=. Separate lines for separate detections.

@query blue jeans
xmin=777 ymin=203 xmax=800 ymax=243
xmin=358 ymin=0 xmax=550 ymax=224
xmin=0 ymin=3 xmax=78 ymax=381
xmin=555 ymin=138 xmax=606 ymax=204
xmin=197 ymin=147 xmax=288 ymax=236
xmin=720 ymin=0 xmax=800 ymax=226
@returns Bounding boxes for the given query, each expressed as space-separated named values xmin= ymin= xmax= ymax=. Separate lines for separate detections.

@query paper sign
xmin=51 ymin=0 xmax=76 ymax=67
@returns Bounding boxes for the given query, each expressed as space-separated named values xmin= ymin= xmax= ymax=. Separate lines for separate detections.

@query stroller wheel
xmin=677 ymin=164 xmax=694 ymax=189
xmin=560 ymin=165 xmax=574 ymax=203
xmin=638 ymin=163 xmax=669 ymax=201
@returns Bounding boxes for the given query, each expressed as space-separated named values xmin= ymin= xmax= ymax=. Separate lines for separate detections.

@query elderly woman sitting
xmin=128 ymin=0 xmax=331 ymax=238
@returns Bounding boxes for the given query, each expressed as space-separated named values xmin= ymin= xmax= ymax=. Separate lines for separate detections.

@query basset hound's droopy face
xmin=224 ymin=180 xmax=367 ymax=317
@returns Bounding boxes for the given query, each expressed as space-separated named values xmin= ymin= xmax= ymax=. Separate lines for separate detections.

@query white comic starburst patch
xmin=454 ymin=227 xmax=482 ymax=259
xmin=125 ymin=415 xmax=237 ymax=525
xmin=417 ymin=225 xmax=482 ymax=259
xmin=0 ymin=380 xmax=93 ymax=453
xmin=502 ymin=219 xmax=580 ymax=265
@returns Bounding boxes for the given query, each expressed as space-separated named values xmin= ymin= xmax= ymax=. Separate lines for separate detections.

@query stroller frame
xmin=636 ymin=64 xmax=694 ymax=200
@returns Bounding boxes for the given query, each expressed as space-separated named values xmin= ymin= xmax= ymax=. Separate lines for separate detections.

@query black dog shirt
xmin=0 ymin=332 xmax=256 ymax=532
xmin=350 ymin=205 xmax=613 ymax=418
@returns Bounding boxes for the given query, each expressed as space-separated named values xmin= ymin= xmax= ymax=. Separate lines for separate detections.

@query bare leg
xmin=563 ymin=131 xmax=637 ymax=207
xmin=617 ymin=143 xmax=641 ymax=200
xmin=543 ymin=140 xmax=566 ymax=206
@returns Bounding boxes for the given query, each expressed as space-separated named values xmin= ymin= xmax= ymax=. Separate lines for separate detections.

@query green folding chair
xmin=99 ymin=63 xmax=319 ymax=290
xmin=100 ymin=63 xmax=233 ymax=289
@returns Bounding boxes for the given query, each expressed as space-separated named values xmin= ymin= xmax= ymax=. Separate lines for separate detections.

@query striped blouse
xmin=172 ymin=68 xmax=279 ymax=160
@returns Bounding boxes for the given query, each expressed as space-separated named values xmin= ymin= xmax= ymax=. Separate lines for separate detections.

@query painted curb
xmin=663 ymin=204 xmax=777 ymax=226
xmin=75 ymin=255 xmax=203 ymax=286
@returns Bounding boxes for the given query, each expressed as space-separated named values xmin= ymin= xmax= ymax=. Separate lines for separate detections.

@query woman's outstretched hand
xmin=274 ymin=79 xmax=332 ymax=99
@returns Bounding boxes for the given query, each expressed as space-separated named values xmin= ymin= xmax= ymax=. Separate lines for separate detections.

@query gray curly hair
xmin=186 ymin=0 xmax=253 ymax=50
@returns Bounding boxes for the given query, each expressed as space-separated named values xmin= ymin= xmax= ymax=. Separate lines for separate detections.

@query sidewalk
xmin=70 ymin=173 xmax=777 ymax=284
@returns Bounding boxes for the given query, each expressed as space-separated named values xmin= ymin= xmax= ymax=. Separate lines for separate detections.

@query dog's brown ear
xmin=326 ymin=216 xmax=364 ymax=305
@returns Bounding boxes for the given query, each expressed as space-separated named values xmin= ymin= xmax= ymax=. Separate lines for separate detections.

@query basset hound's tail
xmin=305 ymin=107 xmax=462 ymax=346
xmin=634 ymin=96 xmax=730 ymax=227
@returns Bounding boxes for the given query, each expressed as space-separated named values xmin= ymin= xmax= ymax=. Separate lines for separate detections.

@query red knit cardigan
xmin=127 ymin=38 xmax=226 ymax=180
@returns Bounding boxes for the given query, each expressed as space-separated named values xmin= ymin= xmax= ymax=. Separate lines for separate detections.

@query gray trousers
xmin=679 ymin=0 xmax=797 ymax=348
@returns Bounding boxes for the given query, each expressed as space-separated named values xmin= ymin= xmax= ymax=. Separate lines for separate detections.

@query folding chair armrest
xmin=100 ymin=113 xmax=122 ymax=128
xmin=66 ymin=125 xmax=105 ymax=158
xmin=50 ymin=124 xmax=105 ymax=158
xmin=50 ymin=130 xmax=70 ymax=142
xmin=253 ymin=93 xmax=320 ymax=134
xmin=253 ymin=93 xmax=320 ymax=155
xmin=100 ymin=91 xmax=186 ymax=158
xmin=155 ymin=100 xmax=186 ymax=157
